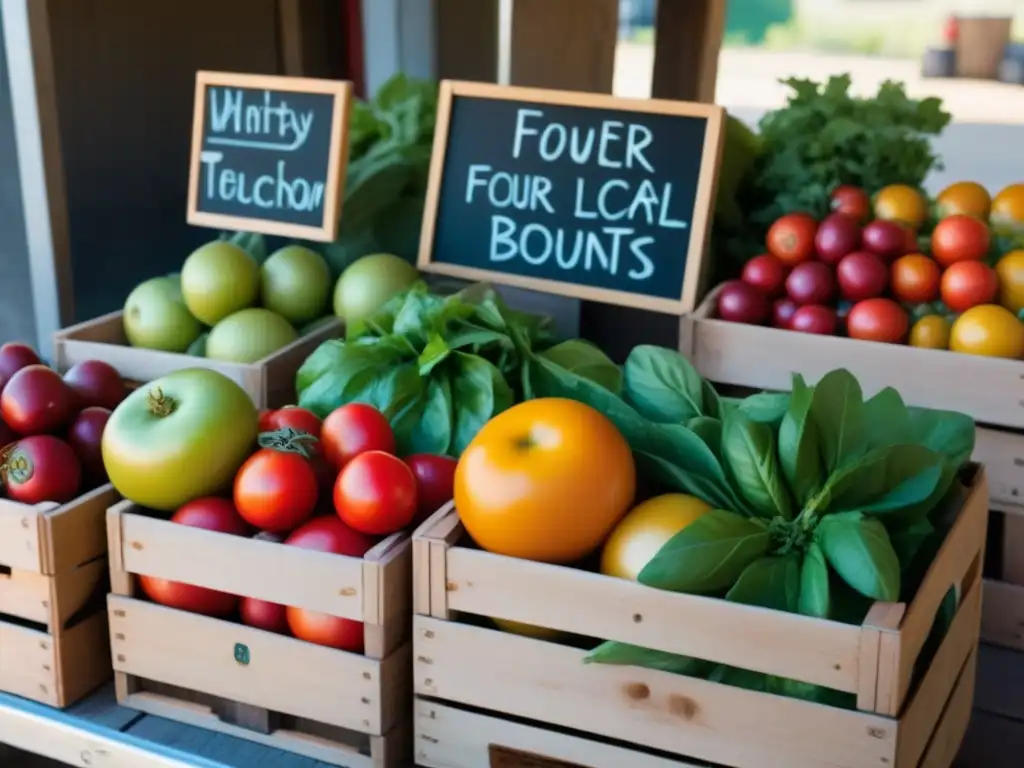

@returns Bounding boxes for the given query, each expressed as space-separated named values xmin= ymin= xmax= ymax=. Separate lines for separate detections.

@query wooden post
xmin=651 ymin=0 xmax=728 ymax=102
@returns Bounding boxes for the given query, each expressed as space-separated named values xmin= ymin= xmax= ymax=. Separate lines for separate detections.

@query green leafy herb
xmin=623 ymin=345 xmax=706 ymax=423
xmin=799 ymin=543 xmax=831 ymax=619
xmin=726 ymin=554 xmax=800 ymax=611
xmin=722 ymin=411 xmax=793 ymax=520
xmin=818 ymin=512 xmax=900 ymax=602
xmin=809 ymin=369 xmax=867 ymax=473
xmin=778 ymin=374 xmax=825 ymax=506
xmin=583 ymin=641 xmax=708 ymax=676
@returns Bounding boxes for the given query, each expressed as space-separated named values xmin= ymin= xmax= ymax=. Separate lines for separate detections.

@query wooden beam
xmin=651 ymin=0 xmax=728 ymax=102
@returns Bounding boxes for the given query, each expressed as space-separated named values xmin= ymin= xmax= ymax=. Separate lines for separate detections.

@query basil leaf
xmin=799 ymin=543 xmax=831 ymax=619
xmin=584 ymin=641 xmax=708 ymax=676
xmin=296 ymin=339 xmax=407 ymax=417
xmin=450 ymin=353 xmax=514 ymax=454
xmin=688 ymin=416 xmax=723 ymax=459
xmin=809 ymin=369 xmax=867 ymax=473
xmin=639 ymin=510 xmax=770 ymax=594
xmin=778 ymin=374 xmax=825 ymax=505
xmin=407 ymin=374 xmax=453 ymax=455
xmin=862 ymin=387 xmax=911 ymax=449
xmin=539 ymin=339 xmax=622 ymax=394
xmin=623 ymin=345 xmax=705 ymax=423
xmin=709 ymin=665 xmax=769 ymax=692
xmin=701 ymin=379 xmax=723 ymax=420
xmin=735 ymin=391 xmax=791 ymax=428
xmin=722 ymin=411 xmax=793 ymax=520
xmin=824 ymin=444 xmax=944 ymax=516
xmin=725 ymin=555 xmax=800 ymax=611
xmin=907 ymin=406 xmax=976 ymax=468
xmin=889 ymin=517 xmax=934 ymax=567
xmin=818 ymin=512 xmax=900 ymax=602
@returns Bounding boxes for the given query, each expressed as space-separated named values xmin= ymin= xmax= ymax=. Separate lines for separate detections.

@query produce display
xmin=714 ymin=180 xmax=1024 ymax=358
xmin=0 ymin=342 xmax=127 ymax=504
xmin=102 ymin=369 xmax=456 ymax=652
xmin=445 ymin=342 xmax=974 ymax=705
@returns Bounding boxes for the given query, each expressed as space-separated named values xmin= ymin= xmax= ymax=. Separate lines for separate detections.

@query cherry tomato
xmin=740 ymin=254 xmax=788 ymax=298
xmin=766 ymin=212 xmax=818 ymax=266
xmin=284 ymin=516 xmax=374 ymax=651
xmin=846 ymin=298 xmax=909 ymax=344
xmin=2 ymin=435 xmax=81 ymax=504
xmin=137 ymin=497 xmax=250 ymax=616
xmin=67 ymin=406 xmax=111 ymax=485
xmin=405 ymin=454 xmax=458 ymax=525
xmin=890 ymin=254 xmax=941 ymax=304
xmin=234 ymin=448 xmax=319 ymax=532
xmin=940 ymin=260 xmax=998 ymax=312
xmin=0 ymin=343 xmax=41 ymax=392
xmin=63 ymin=360 xmax=127 ymax=411
xmin=334 ymin=450 xmax=417 ymax=535
xmin=258 ymin=406 xmax=322 ymax=437
xmin=1 ymin=365 xmax=75 ymax=434
xmin=240 ymin=597 xmax=289 ymax=634
xmin=321 ymin=404 xmax=395 ymax=469
xmin=931 ymin=214 xmax=990 ymax=267
xmin=831 ymin=185 xmax=871 ymax=224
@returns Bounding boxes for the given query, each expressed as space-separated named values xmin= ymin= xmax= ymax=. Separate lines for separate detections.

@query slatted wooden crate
xmin=53 ymin=311 xmax=342 ymax=407
xmin=0 ymin=484 xmax=119 ymax=707
xmin=412 ymin=469 xmax=987 ymax=768
xmin=106 ymin=500 xmax=412 ymax=767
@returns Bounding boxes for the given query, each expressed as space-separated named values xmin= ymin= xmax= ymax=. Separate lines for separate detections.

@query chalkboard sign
xmin=417 ymin=81 xmax=725 ymax=314
xmin=187 ymin=71 xmax=352 ymax=241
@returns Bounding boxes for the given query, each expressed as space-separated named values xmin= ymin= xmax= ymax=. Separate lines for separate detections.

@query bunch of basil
xmin=295 ymin=282 xmax=621 ymax=456
xmin=533 ymin=346 xmax=974 ymax=705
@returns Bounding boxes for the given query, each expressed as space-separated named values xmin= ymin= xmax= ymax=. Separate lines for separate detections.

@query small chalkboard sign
xmin=418 ymin=81 xmax=724 ymax=314
xmin=187 ymin=71 xmax=352 ymax=242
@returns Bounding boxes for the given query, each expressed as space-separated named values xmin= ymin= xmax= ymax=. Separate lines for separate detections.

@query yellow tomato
xmin=991 ymin=184 xmax=1024 ymax=236
xmin=909 ymin=315 xmax=951 ymax=350
xmin=874 ymin=184 xmax=929 ymax=230
xmin=950 ymin=304 xmax=1024 ymax=359
xmin=492 ymin=618 xmax=562 ymax=640
xmin=936 ymin=181 xmax=991 ymax=220
xmin=996 ymin=250 xmax=1024 ymax=315
xmin=600 ymin=494 xmax=712 ymax=580
xmin=454 ymin=398 xmax=636 ymax=564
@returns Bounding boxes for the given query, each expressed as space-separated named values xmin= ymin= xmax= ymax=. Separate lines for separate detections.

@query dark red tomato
xmin=0 ymin=343 xmax=41 ymax=391
xmin=771 ymin=298 xmax=799 ymax=329
xmin=67 ymin=406 xmax=110 ymax=484
xmin=785 ymin=262 xmax=835 ymax=305
xmin=716 ymin=280 xmax=769 ymax=324
xmin=814 ymin=213 xmax=861 ymax=265
xmin=258 ymin=406 xmax=322 ymax=438
xmin=334 ymin=450 xmax=417 ymax=535
xmin=321 ymin=403 xmax=396 ymax=469
xmin=861 ymin=220 xmax=909 ymax=262
xmin=240 ymin=597 xmax=289 ymax=634
xmin=63 ymin=360 xmax=127 ymax=411
xmin=766 ymin=212 xmax=818 ymax=266
xmin=846 ymin=298 xmax=909 ymax=344
xmin=740 ymin=254 xmax=788 ymax=298
xmin=234 ymin=448 xmax=319 ymax=533
xmin=405 ymin=454 xmax=458 ymax=525
xmin=2 ymin=435 xmax=81 ymax=504
xmin=789 ymin=305 xmax=838 ymax=335
xmin=1 ymin=365 xmax=75 ymax=435
xmin=285 ymin=515 xmax=374 ymax=651
xmin=138 ymin=497 xmax=250 ymax=616
xmin=836 ymin=251 xmax=888 ymax=302
xmin=0 ymin=416 xmax=16 ymax=451
xmin=830 ymin=185 xmax=871 ymax=224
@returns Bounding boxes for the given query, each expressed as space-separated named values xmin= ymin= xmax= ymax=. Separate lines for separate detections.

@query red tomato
xmin=240 ymin=597 xmax=289 ymax=634
xmin=1 ymin=365 xmax=75 ymax=434
xmin=405 ymin=454 xmax=458 ymax=525
xmin=334 ymin=450 xmax=418 ymax=535
xmin=284 ymin=516 xmax=374 ymax=651
xmin=63 ymin=360 xmax=127 ymax=411
xmin=931 ymin=214 xmax=990 ymax=267
xmin=0 ymin=343 xmax=41 ymax=392
xmin=67 ymin=406 xmax=111 ymax=484
xmin=940 ymin=260 xmax=998 ymax=312
xmin=2 ymin=435 xmax=81 ymax=504
xmin=259 ymin=406 xmax=322 ymax=437
xmin=234 ymin=448 xmax=319 ymax=533
xmin=740 ymin=254 xmax=788 ymax=298
xmin=766 ymin=213 xmax=818 ymax=266
xmin=831 ymin=185 xmax=871 ymax=224
xmin=137 ymin=497 xmax=250 ymax=616
xmin=891 ymin=254 xmax=941 ymax=304
xmin=321 ymin=404 xmax=396 ymax=469
xmin=846 ymin=298 xmax=909 ymax=344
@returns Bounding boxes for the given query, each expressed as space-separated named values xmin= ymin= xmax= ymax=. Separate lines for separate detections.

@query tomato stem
xmin=257 ymin=427 xmax=319 ymax=458
xmin=147 ymin=387 xmax=177 ymax=417
xmin=0 ymin=447 xmax=32 ymax=486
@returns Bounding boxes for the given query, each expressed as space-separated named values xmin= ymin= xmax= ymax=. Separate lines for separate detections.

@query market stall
xmin=1 ymin=0 xmax=1023 ymax=766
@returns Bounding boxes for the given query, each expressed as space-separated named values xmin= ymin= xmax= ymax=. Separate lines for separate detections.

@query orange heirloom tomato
xmin=454 ymin=398 xmax=636 ymax=564
xmin=890 ymin=254 xmax=940 ymax=303
xmin=940 ymin=260 xmax=998 ymax=313
xmin=931 ymin=214 xmax=990 ymax=267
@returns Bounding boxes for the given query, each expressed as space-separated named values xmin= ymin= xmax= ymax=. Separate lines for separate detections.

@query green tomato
xmin=333 ymin=253 xmax=419 ymax=325
xmin=181 ymin=240 xmax=259 ymax=325
xmin=102 ymin=368 xmax=258 ymax=511
xmin=205 ymin=308 xmax=298 ymax=363
xmin=123 ymin=276 xmax=202 ymax=352
xmin=260 ymin=245 xmax=331 ymax=324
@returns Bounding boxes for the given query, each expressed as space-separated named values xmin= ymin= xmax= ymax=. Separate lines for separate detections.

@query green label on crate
xmin=234 ymin=643 xmax=251 ymax=665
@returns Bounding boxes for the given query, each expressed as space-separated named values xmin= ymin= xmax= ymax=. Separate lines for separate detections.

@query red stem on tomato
xmin=257 ymin=427 xmax=319 ymax=459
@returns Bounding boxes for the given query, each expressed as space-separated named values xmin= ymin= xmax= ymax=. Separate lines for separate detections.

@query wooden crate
xmin=981 ymin=503 xmax=1024 ymax=651
xmin=106 ymin=500 xmax=413 ymax=767
xmin=680 ymin=288 xmax=1024 ymax=430
xmin=411 ymin=470 xmax=988 ymax=768
xmin=53 ymin=311 xmax=343 ymax=408
xmin=0 ymin=484 xmax=120 ymax=707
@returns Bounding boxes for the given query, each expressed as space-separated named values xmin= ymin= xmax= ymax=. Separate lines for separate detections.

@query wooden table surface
xmin=3 ymin=643 xmax=1024 ymax=767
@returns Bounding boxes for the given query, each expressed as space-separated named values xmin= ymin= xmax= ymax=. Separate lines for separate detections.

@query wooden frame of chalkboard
xmin=186 ymin=71 xmax=352 ymax=242
xmin=417 ymin=80 xmax=725 ymax=314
